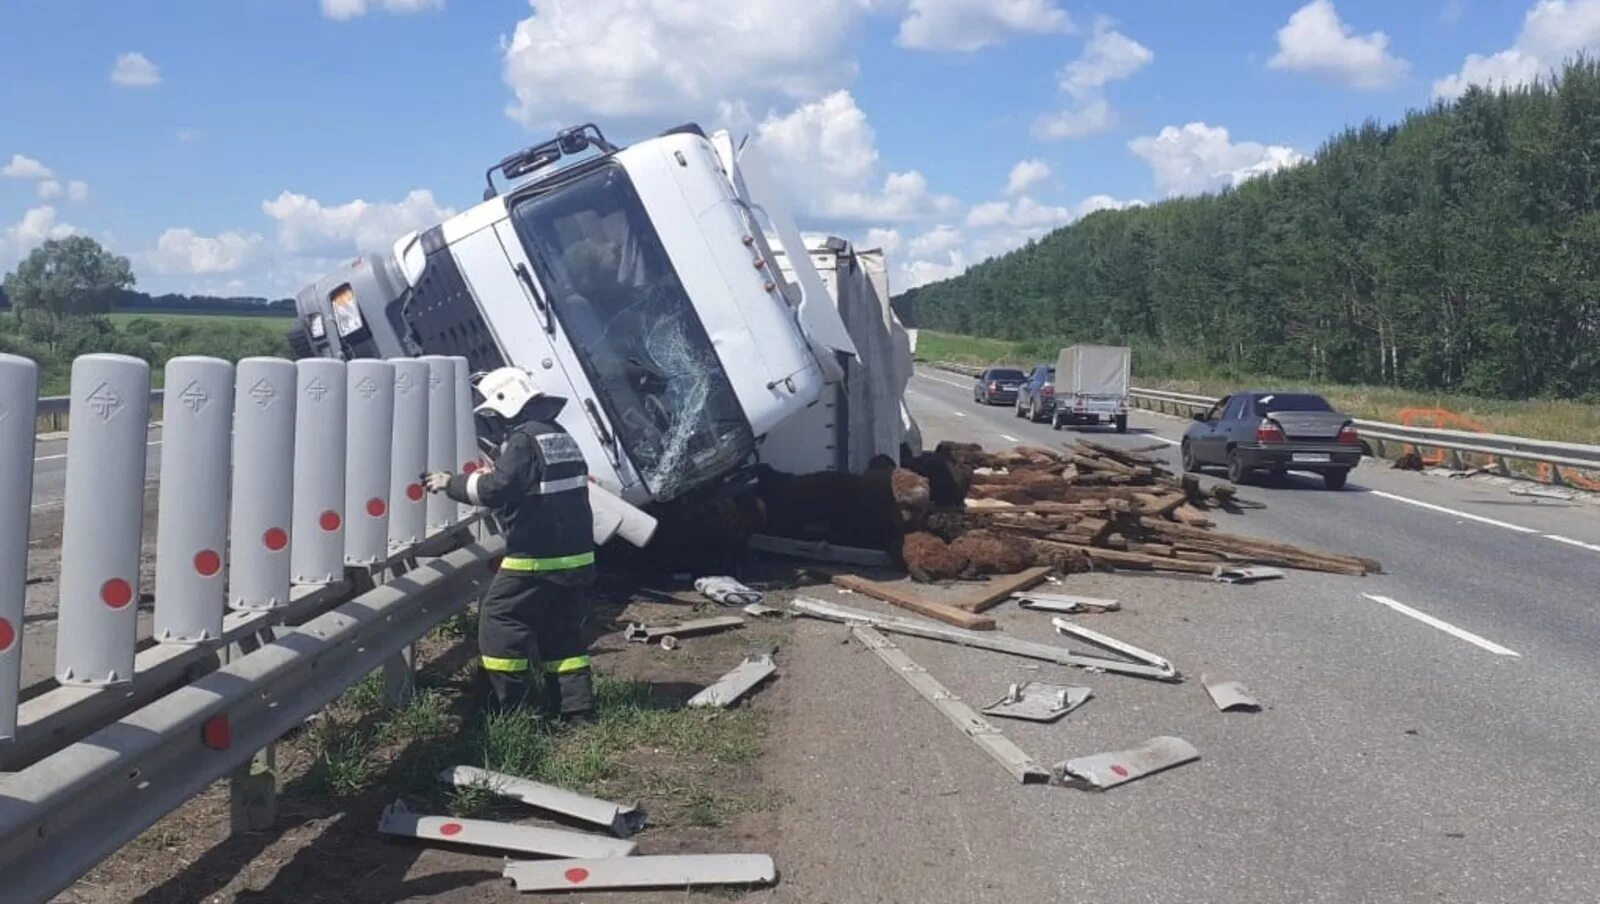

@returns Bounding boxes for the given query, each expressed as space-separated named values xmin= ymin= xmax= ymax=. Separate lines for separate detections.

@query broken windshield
xmin=508 ymin=163 xmax=753 ymax=500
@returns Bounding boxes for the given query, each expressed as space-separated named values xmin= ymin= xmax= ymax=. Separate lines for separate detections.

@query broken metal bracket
xmin=981 ymin=682 xmax=1092 ymax=722
xmin=1014 ymin=591 xmax=1121 ymax=613
xmin=503 ymin=854 xmax=777 ymax=893
xmin=1200 ymin=674 xmax=1261 ymax=712
xmin=623 ymin=616 xmax=745 ymax=645
xmin=1213 ymin=565 xmax=1286 ymax=584
xmin=1051 ymin=618 xmax=1178 ymax=679
xmin=377 ymin=799 xmax=637 ymax=857
xmin=1052 ymin=736 xmax=1200 ymax=790
xmin=852 ymin=626 xmax=1050 ymax=784
xmin=437 ymin=766 xmax=647 ymax=837
xmin=688 ymin=655 xmax=777 ymax=708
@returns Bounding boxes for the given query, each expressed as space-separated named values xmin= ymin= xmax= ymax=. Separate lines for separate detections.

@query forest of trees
xmin=895 ymin=59 xmax=1600 ymax=401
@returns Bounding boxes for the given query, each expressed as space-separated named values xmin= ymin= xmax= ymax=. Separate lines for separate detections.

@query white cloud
xmin=1129 ymin=122 xmax=1306 ymax=196
xmin=148 ymin=228 xmax=266 ymax=275
xmin=0 ymin=206 xmax=78 ymax=269
xmin=321 ymin=0 xmax=444 ymax=19
xmin=864 ymin=227 xmax=904 ymax=256
xmin=1033 ymin=20 xmax=1152 ymax=141
xmin=827 ymin=170 xmax=961 ymax=222
xmin=1072 ymin=194 xmax=1143 ymax=219
xmin=261 ymin=189 xmax=454 ymax=255
xmin=176 ymin=128 xmax=203 ymax=143
xmin=1268 ymin=0 xmax=1409 ymax=90
xmin=902 ymin=251 xmax=970 ymax=289
xmin=3 ymin=154 xmax=54 ymax=179
xmin=895 ymin=0 xmax=1073 ymax=52
xmin=908 ymin=225 xmax=963 ymax=257
xmin=1435 ymin=0 xmax=1600 ymax=98
xmin=36 ymin=180 xmax=61 ymax=200
xmin=111 ymin=52 xmax=161 ymax=87
xmin=1006 ymin=159 xmax=1051 ymax=196
xmin=67 ymin=180 xmax=89 ymax=202
xmin=502 ymin=0 xmax=863 ymax=127
xmin=966 ymin=195 xmax=1073 ymax=229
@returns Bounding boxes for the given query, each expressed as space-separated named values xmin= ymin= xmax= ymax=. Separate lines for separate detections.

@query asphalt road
xmin=761 ymin=368 xmax=1600 ymax=904
xmin=28 ymin=425 xmax=163 ymax=512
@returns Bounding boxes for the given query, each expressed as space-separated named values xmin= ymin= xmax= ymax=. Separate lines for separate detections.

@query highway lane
xmin=28 ymin=425 xmax=163 ymax=511
xmin=766 ymin=371 xmax=1600 ymax=903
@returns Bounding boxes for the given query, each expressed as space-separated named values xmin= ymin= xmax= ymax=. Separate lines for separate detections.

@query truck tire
xmin=1114 ymin=414 xmax=1128 ymax=433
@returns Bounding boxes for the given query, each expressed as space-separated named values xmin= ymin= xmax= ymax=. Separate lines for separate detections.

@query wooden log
xmin=1171 ymin=549 xmax=1226 ymax=563
xmin=1131 ymin=543 xmax=1176 ymax=557
xmin=1030 ymin=541 xmax=1220 ymax=575
xmin=1172 ymin=504 xmax=1214 ymax=527
xmin=1132 ymin=492 xmax=1187 ymax=518
xmin=1137 ymin=520 xmax=1378 ymax=572
xmin=956 ymin=565 xmax=1053 ymax=613
xmin=830 ymin=575 xmax=997 ymax=630
xmin=1077 ymin=440 xmax=1163 ymax=467
xmin=1070 ymin=453 xmax=1136 ymax=476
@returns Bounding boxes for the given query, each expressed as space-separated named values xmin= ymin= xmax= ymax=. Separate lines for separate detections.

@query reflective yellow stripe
xmin=542 ymin=655 xmax=592 ymax=674
xmin=500 ymin=552 xmax=596 ymax=572
xmin=480 ymin=655 xmax=530 ymax=672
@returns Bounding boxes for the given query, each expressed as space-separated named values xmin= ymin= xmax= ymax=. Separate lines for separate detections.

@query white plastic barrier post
xmin=153 ymin=357 xmax=233 ymax=644
xmin=344 ymin=359 xmax=395 ymax=566
xmin=422 ymin=356 xmax=458 ymax=531
xmin=291 ymin=359 xmax=347 ymax=585
xmin=55 ymin=354 xmax=151 ymax=686
xmin=229 ymin=358 xmax=296 ymax=611
xmin=388 ymin=358 xmax=429 ymax=550
xmin=0 ymin=354 xmax=38 ymax=736
xmin=451 ymin=356 xmax=481 ymax=520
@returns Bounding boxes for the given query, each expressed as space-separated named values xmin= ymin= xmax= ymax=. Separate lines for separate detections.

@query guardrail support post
xmin=154 ymin=357 xmax=233 ymax=644
xmin=230 ymin=358 xmax=297 ymax=611
xmin=344 ymin=360 xmax=395 ymax=567
xmin=229 ymin=744 xmax=278 ymax=833
xmin=0 ymin=354 xmax=38 ymax=738
xmin=55 ymin=354 xmax=151 ymax=687
xmin=388 ymin=359 xmax=429 ymax=550
xmin=423 ymin=356 xmax=458 ymax=532
xmin=383 ymin=643 xmax=416 ymax=709
xmin=291 ymin=359 xmax=347 ymax=585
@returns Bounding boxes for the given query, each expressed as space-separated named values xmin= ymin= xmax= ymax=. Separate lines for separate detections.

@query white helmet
xmin=473 ymin=366 xmax=543 ymax=418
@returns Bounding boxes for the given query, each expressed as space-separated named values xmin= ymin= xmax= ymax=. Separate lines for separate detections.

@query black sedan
xmin=973 ymin=367 xmax=1026 ymax=405
xmin=1181 ymin=391 xmax=1362 ymax=489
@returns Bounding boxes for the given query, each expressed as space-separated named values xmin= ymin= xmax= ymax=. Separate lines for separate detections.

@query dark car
xmin=973 ymin=367 xmax=1026 ymax=405
xmin=1181 ymin=391 xmax=1362 ymax=489
xmin=1014 ymin=364 xmax=1055 ymax=422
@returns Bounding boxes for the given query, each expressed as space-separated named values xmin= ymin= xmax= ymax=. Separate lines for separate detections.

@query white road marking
xmin=1144 ymin=436 xmax=1180 ymax=446
xmin=1366 ymin=489 xmax=1539 ymax=534
xmin=1544 ymin=534 xmax=1600 ymax=554
xmin=1362 ymin=593 xmax=1521 ymax=658
xmin=1000 ymin=434 xmax=1020 ymax=442
xmin=916 ymin=371 xmax=972 ymax=391
xmin=953 ymin=411 xmax=967 ymax=418
xmin=35 ymin=439 xmax=162 ymax=463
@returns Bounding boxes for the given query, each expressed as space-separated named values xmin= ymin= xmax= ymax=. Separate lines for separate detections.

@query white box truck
xmin=1051 ymin=344 xmax=1132 ymax=433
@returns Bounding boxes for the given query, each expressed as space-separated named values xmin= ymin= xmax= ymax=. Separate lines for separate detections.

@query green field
xmin=108 ymin=310 xmax=293 ymax=329
xmin=915 ymin=330 xmax=1600 ymax=447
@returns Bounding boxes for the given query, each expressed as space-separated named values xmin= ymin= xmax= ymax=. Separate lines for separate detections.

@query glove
xmin=422 ymin=471 xmax=453 ymax=494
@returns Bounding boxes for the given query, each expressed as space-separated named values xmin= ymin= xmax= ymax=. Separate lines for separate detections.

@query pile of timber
xmin=922 ymin=440 xmax=1380 ymax=578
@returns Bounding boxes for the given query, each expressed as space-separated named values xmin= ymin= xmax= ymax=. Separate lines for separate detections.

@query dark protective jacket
xmin=445 ymin=401 xmax=594 ymax=579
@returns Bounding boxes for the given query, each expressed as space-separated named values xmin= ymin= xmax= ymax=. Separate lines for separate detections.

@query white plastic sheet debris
xmin=437 ymin=767 xmax=647 ymax=837
xmin=1014 ymin=591 xmax=1120 ymax=613
xmin=694 ymin=576 xmax=763 ymax=607
xmin=1212 ymin=565 xmax=1286 ymax=584
xmin=982 ymin=682 xmax=1092 ymax=722
xmin=1053 ymin=736 xmax=1200 ymax=790
xmin=689 ymin=655 xmax=776 ymax=708
xmin=377 ymin=800 xmax=637 ymax=857
xmin=503 ymin=853 xmax=776 ymax=893
xmin=623 ymin=616 xmax=745 ymax=644
xmin=1201 ymin=675 xmax=1261 ymax=712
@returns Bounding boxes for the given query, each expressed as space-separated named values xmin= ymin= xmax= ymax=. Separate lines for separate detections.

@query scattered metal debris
xmin=624 ymin=616 xmax=745 ymax=645
xmin=1014 ymin=591 xmax=1121 ymax=613
xmin=437 ymin=767 xmax=647 ymax=838
xmin=789 ymin=596 xmax=1179 ymax=681
xmin=747 ymin=533 xmax=892 ymax=567
xmin=1052 ymin=736 xmax=1200 ymax=791
xmin=982 ymin=682 xmax=1092 ymax=722
xmin=743 ymin=602 xmax=784 ymax=618
xmin=852 ymin=626 xmax=1050 ymax=784
xmin=1212 ymin=565 xmax=1286 ymax=584
xmin=502 ymin=854 xmax=777 ymax=893
xmin=376 ymin=800 xmax=637 ymax=858
xmin=1200 ymin=675 xmax=1261 ymax=712
xmin=695 ymin=575 xmax=764 ymax=606
xmin=659 ymin=635 xmax=680 ymax=652
xmin=1050 ymin=618 xmax=1179 ymax=679
xmin=689 ymin=655 xmax=777 ymax=708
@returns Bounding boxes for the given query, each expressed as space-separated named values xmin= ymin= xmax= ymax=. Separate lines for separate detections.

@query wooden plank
xmin=1172 ymin=504 xmax=1214 ymax=527
xmin=831 ymin=575 xmax=997 ymax=630
xmin=954 ymin=565 xmax=1053 ymax=613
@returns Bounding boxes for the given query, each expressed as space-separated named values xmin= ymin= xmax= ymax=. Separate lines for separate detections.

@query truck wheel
xmin=1227 ymin=450 xmax=1252 ymax=485
xmin=1323 ymin=469 xmax=1349 ymax=490
xmin=1114 ymin=414 xmax=1128 ymax=434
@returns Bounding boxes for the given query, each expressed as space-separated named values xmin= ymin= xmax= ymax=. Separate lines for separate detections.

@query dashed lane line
xmin=1362 ymin=593 xmax=1521 ymax=658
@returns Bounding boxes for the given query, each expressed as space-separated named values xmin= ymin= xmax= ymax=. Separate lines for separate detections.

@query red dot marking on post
xmin=438 ymin=822 xmax=463 ymax=837
xmin=366 ymin=497 xmax=387 ymax=518
xmin=0 ymin=618 xmax=14 ymax=653
xmin=101 ymin=578 xmax=133 ymax=609
xmin=564 ymin=868 xmax=590 ymax=884
xmin=263 ymin=528 xmax=289 ymax=551
xmin=319 ymin=510 xmax=342 ymax=532
xmin=1110 ymin=764 xmax=1129 ymax=778
xmin=194 ymin=550 xmax=222 ymax=577
xmin=462 ymin=461 xmax=478 ymax=474
xmin=201 ymin=714 xmax=231 ymax=750
xmin=406 ymin=483 xmax=425 ymax=502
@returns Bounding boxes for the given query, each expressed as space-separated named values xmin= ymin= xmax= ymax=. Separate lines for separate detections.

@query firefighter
xmin=422 ymin=366 xmax=597 ymax=719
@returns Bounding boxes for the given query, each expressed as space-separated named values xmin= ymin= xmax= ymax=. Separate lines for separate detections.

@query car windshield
xmin=1255 ymin=393 xmax=1333 ymax=415
xmin=989 ymin=369 xmax=1025 ymax=381
xmin=509 ymin=163 xmax=753 ymax=500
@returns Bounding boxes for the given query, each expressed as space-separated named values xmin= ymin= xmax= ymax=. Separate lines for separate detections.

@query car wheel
xmin=1014 ymin=399 xmax=1025 ymax=418
xmin=1323 ymin=469 xmax=1349 ymax=490
xmin=1181 ymin=440 xmax=1200 ymax=473
xmin=1114 ymin=414 xmax=1128 ymax=434
xmin=1051 ymin=413 xmax=1062 ymax=431
xmin=1227 ymin=449 xmax=1252 ymax=485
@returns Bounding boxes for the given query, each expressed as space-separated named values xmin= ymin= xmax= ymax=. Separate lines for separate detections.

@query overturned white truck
xmin=288 ymin=123 xmax=919 ymax=528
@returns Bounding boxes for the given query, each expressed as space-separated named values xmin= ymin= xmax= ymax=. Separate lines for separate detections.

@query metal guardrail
xmin=35 ymin=389 xmax=165 ymax=433
xmin=928 ymin=362 xmax=1600 ymax=477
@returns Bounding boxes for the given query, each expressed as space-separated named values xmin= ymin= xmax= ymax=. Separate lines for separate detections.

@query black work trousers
xmin=477 ymin=571 xmax=595 ymax=716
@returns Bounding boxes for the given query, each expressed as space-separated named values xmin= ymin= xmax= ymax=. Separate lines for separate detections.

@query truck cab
xmin=289 ymin=124 xmax=858 ymax=508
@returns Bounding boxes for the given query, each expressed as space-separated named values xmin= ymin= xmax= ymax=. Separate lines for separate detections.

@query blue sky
xmin=0 ymin=0 xmax=1586 ymax=298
